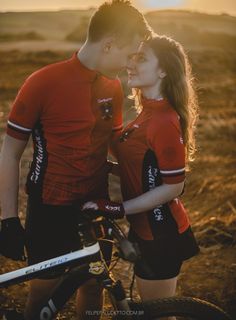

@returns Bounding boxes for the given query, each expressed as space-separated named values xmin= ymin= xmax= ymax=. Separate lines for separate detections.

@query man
xmin=0 ymin=1 xmax=151 ymax=319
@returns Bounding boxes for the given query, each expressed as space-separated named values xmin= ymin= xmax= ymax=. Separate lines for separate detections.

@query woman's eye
xmin=137 ymin=56 xmax=145 ymax=62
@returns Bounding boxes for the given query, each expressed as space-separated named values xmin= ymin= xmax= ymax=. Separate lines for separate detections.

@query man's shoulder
xmin=26 ymin=56 xmax=72 ymax=86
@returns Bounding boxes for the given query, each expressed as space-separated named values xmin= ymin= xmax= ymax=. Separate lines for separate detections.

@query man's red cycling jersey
xmin=114 ymin=98 xmax=190 ymax=240
xmin=7 ymin=52 xmax=123 ymax=204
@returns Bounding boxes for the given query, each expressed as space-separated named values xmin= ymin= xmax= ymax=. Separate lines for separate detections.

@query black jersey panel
xmin=142 ymin=149 xmax=178 ymax=240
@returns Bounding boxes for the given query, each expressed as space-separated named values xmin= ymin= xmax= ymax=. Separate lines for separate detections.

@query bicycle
xmin=0 ymin=211 xmax=232 ymax=319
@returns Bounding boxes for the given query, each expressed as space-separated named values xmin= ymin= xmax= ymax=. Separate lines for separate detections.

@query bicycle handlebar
xmin=76 ymin=209 xmax=140 ymax=263
xmin=0 ymin=211 xmax=139 ymax=288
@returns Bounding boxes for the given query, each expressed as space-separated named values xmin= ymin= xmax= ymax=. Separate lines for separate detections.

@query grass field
xmin=0 ymin=9 xmax=236 ymax=319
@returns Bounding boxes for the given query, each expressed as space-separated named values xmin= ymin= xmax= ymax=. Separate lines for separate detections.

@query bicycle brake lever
xmin=118 ymin=239 xmax=140 ymax=262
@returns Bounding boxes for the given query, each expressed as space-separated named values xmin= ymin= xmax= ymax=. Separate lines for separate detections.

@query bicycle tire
xmin=128 ymin=296 xmax=231 ymax=320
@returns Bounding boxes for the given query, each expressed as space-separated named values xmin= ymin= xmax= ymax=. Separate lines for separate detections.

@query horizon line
xmin=0 ymin=7 xmax=235 ymax=17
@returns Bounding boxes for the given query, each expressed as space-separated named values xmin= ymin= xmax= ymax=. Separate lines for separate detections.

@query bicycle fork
xmin=101 ymin=273 xmax=133 ymax=319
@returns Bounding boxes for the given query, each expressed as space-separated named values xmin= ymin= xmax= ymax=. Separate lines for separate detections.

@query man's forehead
xmin=138 ymin=41 xmax=147 ymax=51
xmin=128 ymin=35 xmax=143 ymax=49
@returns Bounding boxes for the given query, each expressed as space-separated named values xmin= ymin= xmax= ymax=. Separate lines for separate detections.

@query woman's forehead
xmin=138 ymin=42 xmax=155 ymax=56
xmin=128 ymin=42 xmax=154 ymax=60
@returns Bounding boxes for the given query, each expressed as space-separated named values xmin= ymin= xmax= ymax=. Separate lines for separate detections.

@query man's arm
xmin=0 ymin=135 xmax=28 ymax=219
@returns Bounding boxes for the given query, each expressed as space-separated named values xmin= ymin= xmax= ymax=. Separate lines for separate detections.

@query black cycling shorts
xmin=25 ymin=198 xmax=112 ymax=279
xmin=128 ymin=226 xmax=199 ymax=280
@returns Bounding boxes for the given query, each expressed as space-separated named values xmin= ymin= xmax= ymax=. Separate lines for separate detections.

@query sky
xmin=0 ymin=0 xmax=236 ymax=16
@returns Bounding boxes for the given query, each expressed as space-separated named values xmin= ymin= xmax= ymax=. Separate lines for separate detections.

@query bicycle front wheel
xmin=128 ymin=296 xmax=231 ymax=320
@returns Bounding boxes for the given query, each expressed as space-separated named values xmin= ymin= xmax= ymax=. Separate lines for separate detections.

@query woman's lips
xmin=128 ymin=73 xmax=137 ymax=79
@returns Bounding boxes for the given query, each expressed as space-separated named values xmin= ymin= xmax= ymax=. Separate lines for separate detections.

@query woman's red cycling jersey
xmin=114 ymin=98 xmax=190 ymax=240
xmin=7 ymin=53 xmax=123 ymax=204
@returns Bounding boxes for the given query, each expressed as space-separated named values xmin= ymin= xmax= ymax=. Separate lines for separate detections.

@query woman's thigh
xmin=136 ymin=275 xmax=178 ymax=301
xmin=136 ymin=276 xmax=178 ymax=320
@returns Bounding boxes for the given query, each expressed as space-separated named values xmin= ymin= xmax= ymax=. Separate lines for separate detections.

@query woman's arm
xmin=82 ymin=181 xmax=184 ymax=218
xmin=123 ymin=182 xmax=184 ymax=215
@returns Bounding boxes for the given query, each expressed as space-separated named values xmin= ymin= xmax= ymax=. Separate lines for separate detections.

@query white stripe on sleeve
xmin=8 ymin=120 xmax=32 ymax=133
xmin=160 ymin=168 xmax=185 ymax=175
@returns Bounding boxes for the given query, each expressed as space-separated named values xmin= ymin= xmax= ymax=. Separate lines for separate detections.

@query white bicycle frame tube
xmin=0 ymin=242 xmax=100 ymax=287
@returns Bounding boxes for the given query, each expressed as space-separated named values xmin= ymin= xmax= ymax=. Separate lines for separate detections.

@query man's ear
xmin=104 ymin=43 xmax=111 ymax=53
xmin=102 ymin=36 xmax=115 ymax=53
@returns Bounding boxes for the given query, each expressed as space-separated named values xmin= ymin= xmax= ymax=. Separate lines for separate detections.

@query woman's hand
xmin=82 ymin=199 xmax=125 ymax=219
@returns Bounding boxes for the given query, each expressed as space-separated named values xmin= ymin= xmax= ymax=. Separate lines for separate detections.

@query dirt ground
xmin=0 ymin=43 xmax=235 ymax=319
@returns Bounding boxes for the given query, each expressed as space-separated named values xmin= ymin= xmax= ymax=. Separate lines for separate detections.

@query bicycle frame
xmin=0 ymin=217 xmax=135 ymax=320
xmin=0 ymin=217 xmax=232 ymax=320
xmin=0 ymin=243 xmax=100 ymax=287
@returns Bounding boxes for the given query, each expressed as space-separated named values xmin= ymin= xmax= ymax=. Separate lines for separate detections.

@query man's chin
xmin=104 ymin=66 xmax=127 ymax=79
xmin=102 ymin=70 xmax=119 ymax=79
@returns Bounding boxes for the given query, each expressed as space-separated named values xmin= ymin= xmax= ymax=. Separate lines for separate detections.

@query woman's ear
xmin=159 ymin=71 xmax=167 ymax=79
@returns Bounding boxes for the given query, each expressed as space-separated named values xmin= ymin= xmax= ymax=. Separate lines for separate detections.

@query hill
xmin=146 ymin=10 xmax=236 ymax=49
xmin=0 ymin=9 xmax=94 ymax=41
xmin=0 ymin=9 xmax=235 ymax=46
xmin=146 ymin=10 xmax=236 ymax=36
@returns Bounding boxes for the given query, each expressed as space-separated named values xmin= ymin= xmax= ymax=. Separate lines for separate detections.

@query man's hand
xmin=0 ymin=217 xmax=26 ymax=261
xmin=82 ymin=199 xmax=125 ymax=219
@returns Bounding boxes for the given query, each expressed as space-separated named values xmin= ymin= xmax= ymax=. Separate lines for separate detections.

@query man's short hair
xmin=88 ymin=0 xmax=152 ymax=45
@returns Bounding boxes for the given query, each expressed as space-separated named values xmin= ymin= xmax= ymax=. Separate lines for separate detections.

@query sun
xmin=141 ymin=0 xmax=186 ymax=9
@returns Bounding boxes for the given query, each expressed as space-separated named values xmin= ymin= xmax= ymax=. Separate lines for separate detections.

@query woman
xmin=83 ymin=35 xmax=200 ymax=305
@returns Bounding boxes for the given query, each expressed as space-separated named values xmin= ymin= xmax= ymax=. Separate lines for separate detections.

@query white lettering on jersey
xmin=97 ymin=98 xmax=113 ymax=104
